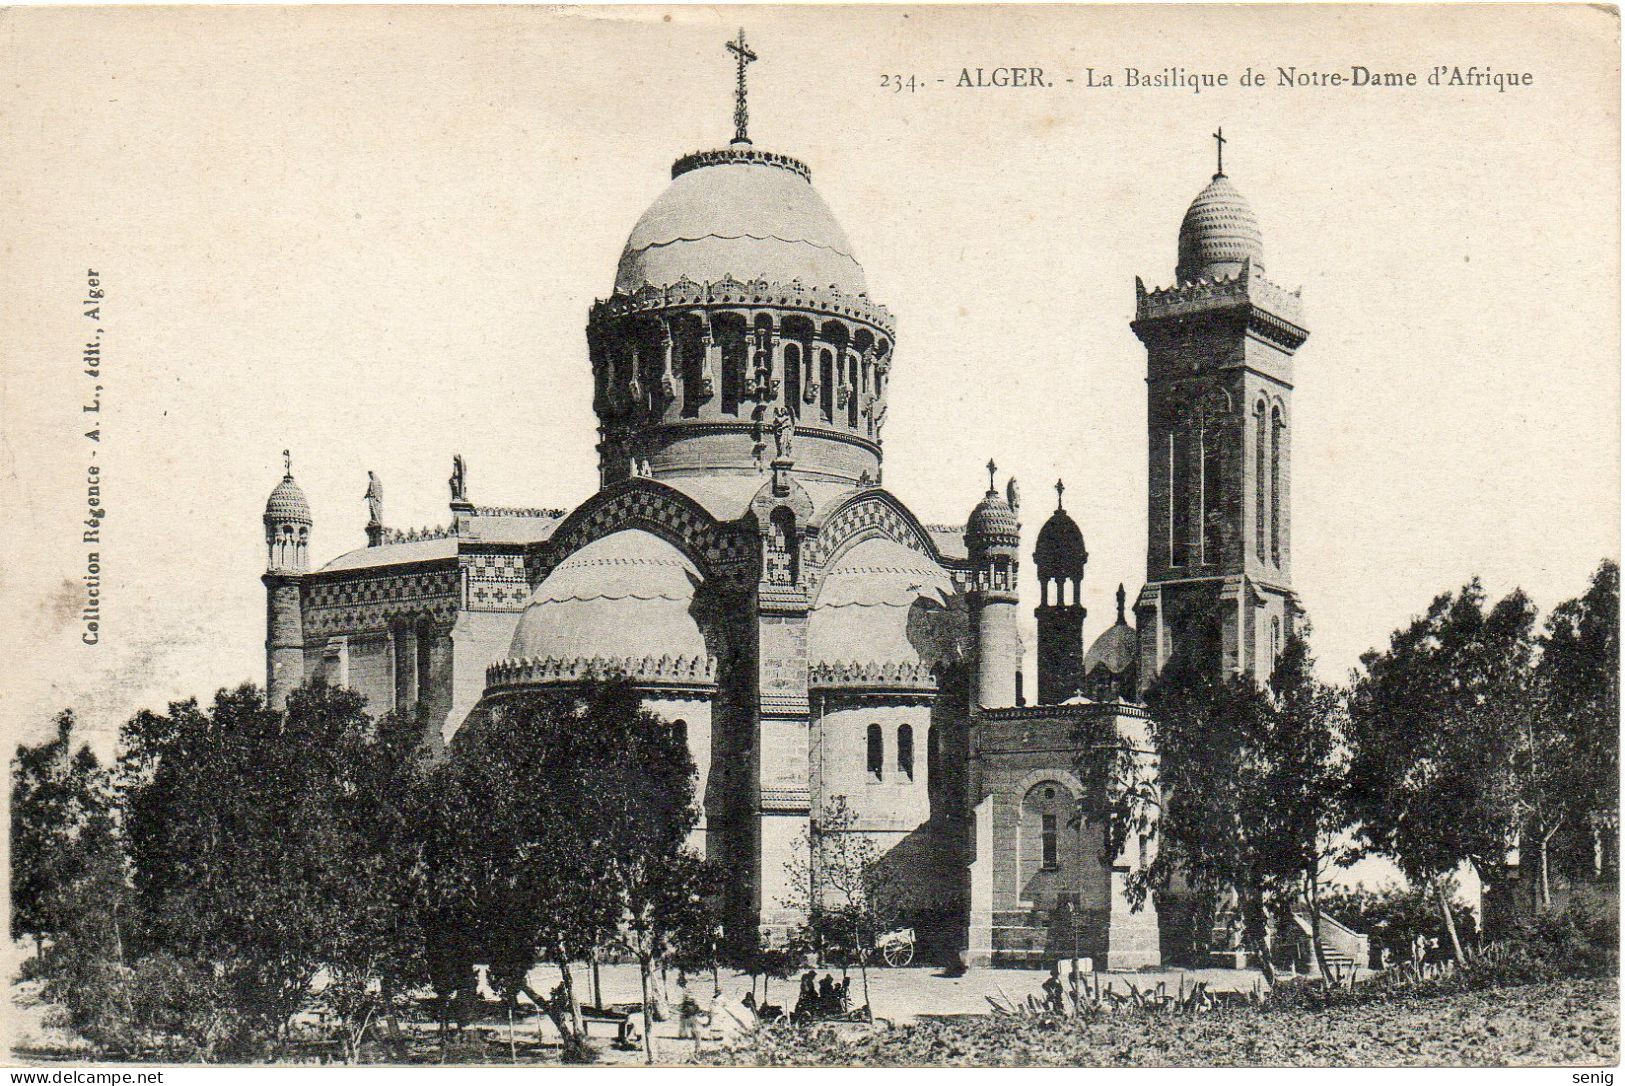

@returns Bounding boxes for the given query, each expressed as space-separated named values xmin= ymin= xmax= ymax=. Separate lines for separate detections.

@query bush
xmin=43 ymin=948 xmax=258 ymax=1061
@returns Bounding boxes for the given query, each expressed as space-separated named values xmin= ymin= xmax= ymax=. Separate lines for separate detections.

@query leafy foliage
xmin=1116 ymin=622 xmax=1349 ymax=980
xmin=11 ymin=712 xmax=124 ymax=949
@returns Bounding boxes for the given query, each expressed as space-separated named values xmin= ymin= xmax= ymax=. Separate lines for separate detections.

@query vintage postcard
xmin=0 ymin=3 xmax=1618 ymax=1072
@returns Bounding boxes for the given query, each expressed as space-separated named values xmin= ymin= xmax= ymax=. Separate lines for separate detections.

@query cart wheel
xmin=882 ymin=941 xmax=913 ymax=968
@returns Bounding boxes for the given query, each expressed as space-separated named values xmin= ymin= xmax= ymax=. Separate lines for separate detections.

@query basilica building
xmin=260 ymin=36 xmax=1307 ymax=968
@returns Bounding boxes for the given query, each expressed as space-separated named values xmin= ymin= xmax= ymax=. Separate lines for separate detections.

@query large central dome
xmin=615 ymin=150 xmax=866 ymax=295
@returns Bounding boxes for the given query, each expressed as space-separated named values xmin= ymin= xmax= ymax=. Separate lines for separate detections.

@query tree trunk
xmin=507 ymin=1003 xmax=517 ymax=1064
xmin=556 ymin=955 xmax=586 ymax=1041
xmin=381 ymin=977 xmax=407 ymax=1062
xmin=1434 ymin=879 xmax=1465 ymax=963
xmin=1303 ymin=873 xmax=1335 ymax=986
xmin=1240 ymin=889 xmax=1278 ymax=986
xmin=638 ymin=955 xmax=655 ymax=1065
xmin=1538 ymin=821 xmax=1562 ymax=911
xmin=522 ymin=980 xmax=571 ymax=1048
xmin=853 ymin=917 xmax=871 ymax=1019
xmin=592 ymin=955 xmax=603 ymax=1011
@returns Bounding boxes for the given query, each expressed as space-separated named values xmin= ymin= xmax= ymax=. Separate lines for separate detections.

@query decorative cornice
xmin=672 ymin=147 xmax=812 ymax=181
xmin=589 ymin=276 xmax=894 ymax=337
xmin=809 ymin=659 xmax=938 ymax=692
xmin=474 ymin=506 xmax=566 ymax=519
xmin=380 ymin=524 xmax=456 ymax=544
xmin=974 ymin=701 xmax=1149 ymax=721
xmin=485 ymin=653 xmax=719 ymax=693
xmin=1134 ymin=264 xmax=1307 ymax=342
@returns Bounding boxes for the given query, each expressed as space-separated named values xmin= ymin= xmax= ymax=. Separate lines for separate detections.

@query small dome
xmin=1176 ymin=173 xmax=1263 ymax=284
xmin=1083 ymin=584 xmax=1138 ymax=676
xmin=808 ymin=536 xmax=957 ymax=670
xmin=616 ymin=151 xmax=866 ymax=295
xmin=1083 ymin=621 xmax=1138 ymax=677
xmin=264 ymin=473 xmax=311 ymax=526
xmin=505 ymin=529 xmax=711 ymax=662
xmin=1034 ymin=502 xmax=1086 ymax=581
xmin=967 ymin=490 xmax=1019 ymax=540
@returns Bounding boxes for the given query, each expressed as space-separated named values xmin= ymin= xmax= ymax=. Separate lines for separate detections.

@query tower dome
xmin=1176 ymin=172 xmax=1263 ymax=284
xmin=1033 ymin=480 xmax=1086 ymax=581
xmin=264 ymin=472 xmax=311 ymax=526
xmin=967 ymin=463 xmax=1020 ymax=543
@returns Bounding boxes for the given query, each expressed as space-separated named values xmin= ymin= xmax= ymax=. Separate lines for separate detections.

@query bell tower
xmin=1034 ymin=479 xmax=1087 ymax=703
xmin=1131 ymin=136 xmax=1309 ymax=690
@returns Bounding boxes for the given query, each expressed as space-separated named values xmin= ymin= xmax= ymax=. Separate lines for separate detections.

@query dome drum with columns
xmin=257 ymin=39 xmax=1313 ymax=970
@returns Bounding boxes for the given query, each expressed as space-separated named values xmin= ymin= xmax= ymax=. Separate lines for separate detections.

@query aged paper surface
xmin=0 ymin=3 xmax=1617 ymax=1069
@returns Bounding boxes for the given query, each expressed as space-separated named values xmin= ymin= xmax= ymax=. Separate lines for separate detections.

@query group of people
xmin=792 ymin=970 xmax=853 ymax=1021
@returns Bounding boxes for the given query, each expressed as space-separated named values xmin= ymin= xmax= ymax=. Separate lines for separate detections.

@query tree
xmin=1264 ymin=629 xmax=1351 ymax=983
xmin=120 ymin=682 xmax=430 ymax=1053
xmin=1100 ymin=621 xmax=1350 ymax=985
xmin=781 ymin=795 xmax=902 ymax=1017
xmin=1533 ymin=559 xmax=1619 ymax=898
xmin=11 ymin=711 xmax=125 ymax=959
xmin=1346 ymin=579 xmax=1538 ymax=960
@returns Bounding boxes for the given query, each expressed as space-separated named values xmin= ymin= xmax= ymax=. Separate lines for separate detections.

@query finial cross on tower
xmin=1054 ymin=478 xmax=1065 ymax=510
xmin=1213 ymin=126 xmax=1226 ymax=178
xmin=282 ymin=449 xmax=292 ymax=477
xmin=986 ymin=458 xmax=998 ymax=493
xmin=726 ymin=28 xmax=758 ymax=146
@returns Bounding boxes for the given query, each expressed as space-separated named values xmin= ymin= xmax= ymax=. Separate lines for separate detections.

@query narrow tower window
xmin=1255 ymin=403 xmax=1267 ymax=561
xmin=1270 ymin=406 xmax=1283 ymax=566
xmin=897 ymin=723 xmax=914 ymax=780
xmin=1041 ymin=813 xmax=1059 ymax=870
xmin=866 ymin=723 xmax=883 ymax=782
xmin=1170 ymin=422 xmax=1193 ymax=566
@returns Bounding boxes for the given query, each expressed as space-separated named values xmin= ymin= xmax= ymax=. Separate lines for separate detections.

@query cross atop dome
xmin=726 ymin=28 xmax=758 ymax=146
xmin=1212 ymin=126 xmax=1226 ymax=178
xmin=1054 ymin=478 xmax=1065 ymax=510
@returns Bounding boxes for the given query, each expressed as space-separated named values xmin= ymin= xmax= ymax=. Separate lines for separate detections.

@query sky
xmin=1 ymin=5 xmax=1618 ymax=795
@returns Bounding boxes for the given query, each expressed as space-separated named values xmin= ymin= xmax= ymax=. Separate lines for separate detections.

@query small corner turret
xmin=966 ymin=460 xmax=1021 ymax=709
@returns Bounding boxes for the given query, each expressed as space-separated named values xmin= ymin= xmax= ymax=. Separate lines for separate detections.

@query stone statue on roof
xmin=364 ymin=471 xmax=384 ymax=527
xmin=450 ymin=454 xmax=467 ymax=502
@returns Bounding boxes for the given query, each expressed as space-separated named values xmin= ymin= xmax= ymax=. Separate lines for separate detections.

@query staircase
xmin=1291 ymin=911 xmax=1369 ymax=977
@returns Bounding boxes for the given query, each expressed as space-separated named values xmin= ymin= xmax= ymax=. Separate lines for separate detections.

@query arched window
xmin=681 ymin=328 xmax=703 ymax=418
xmin=866 ymin=724 xmax=883 ymax=782
xmin=1041 ymin=813 xmax=1059 ymax=869
xmin=721 ymin=325 xmax=744 ymax=416
xmin=820 ymin=350 xmax=834 ymax=423
xmin=1254 ymin=403 xmax=1267 ymax=561
xmin=672 ymin=718 xmax=688 ymax=749
xmin=1270 ymin=406 xmax=1283 ymax=566
xmin=897 ymin=724 xmax=914 ymax=780
xmin=847 ymin=355 xmax=860 ymax=428
xmin=784 ymin=344 xmax=802 ymax=418
xmin=1269 ymin=617 xmax=1281 ymax=674
xmin=1170 ymin=422 xmax=1193 ymax=566
xmin=1202 ymin=420 xmax=1222 ymax=564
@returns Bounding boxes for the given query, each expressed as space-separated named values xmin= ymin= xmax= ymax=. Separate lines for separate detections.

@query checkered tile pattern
xmin=304 ymin=568 xmax=459 ymax=636
xmin=529 ymin=486 xmax=756 ymax=586
xmin=464 ymin=551 xmax=530 ymax=612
